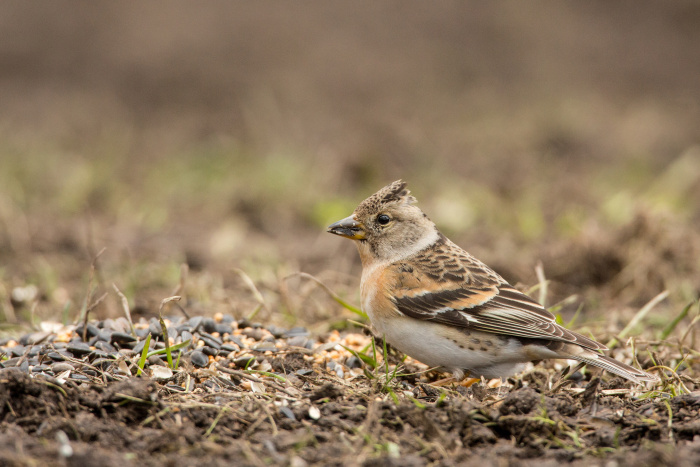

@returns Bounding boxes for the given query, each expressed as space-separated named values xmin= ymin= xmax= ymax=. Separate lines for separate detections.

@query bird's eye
xmin=376 ymin=214 xmax=391 ymax=225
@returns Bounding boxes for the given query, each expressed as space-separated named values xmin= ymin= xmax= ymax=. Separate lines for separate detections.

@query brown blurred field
xmin=1 ymin=0 xmax=699 ymax=337
xmin=2 ymin=2 xmax=700 ymax=466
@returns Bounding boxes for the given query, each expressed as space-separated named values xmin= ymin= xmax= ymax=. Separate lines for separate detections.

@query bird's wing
xmin=389 ymin=240 xmax=606 ymax=352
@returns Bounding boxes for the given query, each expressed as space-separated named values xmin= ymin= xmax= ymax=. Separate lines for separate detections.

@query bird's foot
xmin=430 ymin=371 xmax=479 ymax=388
xmin=459 ymin=377 xmax=480 ymax=388
xmin=430 ymin=376 xmax=457 ymax=387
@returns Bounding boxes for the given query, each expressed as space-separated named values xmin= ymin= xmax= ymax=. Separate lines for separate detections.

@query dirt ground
xmin=2 ymin=2 xmax=700 ymax=466
xmin=2 ymin=348 xmax=700 ymax=467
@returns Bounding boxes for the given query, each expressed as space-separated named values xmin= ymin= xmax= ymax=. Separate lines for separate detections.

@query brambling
xmin=328 ymin=180 xmax=658 ymax=384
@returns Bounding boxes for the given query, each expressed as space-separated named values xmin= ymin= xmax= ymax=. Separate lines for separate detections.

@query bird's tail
xmin=568 ymin=352 xmax=658 ymax=384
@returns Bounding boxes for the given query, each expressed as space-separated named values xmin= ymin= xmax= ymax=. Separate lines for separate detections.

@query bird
xmin=327 ymin=180 xmax=658 ymax=385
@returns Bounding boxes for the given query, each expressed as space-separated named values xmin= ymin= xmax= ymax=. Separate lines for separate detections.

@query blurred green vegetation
xmin=0 ymin=2 xmax=698 ymax=332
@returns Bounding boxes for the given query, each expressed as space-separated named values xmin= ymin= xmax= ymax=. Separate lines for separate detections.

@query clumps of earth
xmin=2 ymin=313 xmax=700 ymax=466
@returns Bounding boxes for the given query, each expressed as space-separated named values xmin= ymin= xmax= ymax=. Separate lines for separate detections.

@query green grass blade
xmin=660 ymin=300 xmax=695 ymax=340
xmin=175 ymin=349 xmax=182 ymax=370
xmin=291 ymin=273 xmax=367 ymax=319
xmin=246 ymin=369 xmax=287 ymax=382
xmin=341 ymin=345 xmax=377 ymax=370
xmin=565 ymin=302 xmax=585 ymax=329
xmin=136 ymin=334 xmax=151 ymax=376
xmin=607 ymin=290 xmax=669 ymax=348
xmin=383 ymin=338 xmax=390 ymax=380
xmin=146 ymin=339 xmax=191 ymax=358
xmin=159 ymin=316 xmax=173 ymax=369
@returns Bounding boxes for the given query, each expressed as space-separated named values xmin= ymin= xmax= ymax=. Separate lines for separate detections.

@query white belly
xmin=370 ymin=316 xmax=527 ymax=379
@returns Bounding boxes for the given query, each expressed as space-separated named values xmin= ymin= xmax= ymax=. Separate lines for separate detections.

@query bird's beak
xmin=327 ymin=215 xmax=366 ymax=240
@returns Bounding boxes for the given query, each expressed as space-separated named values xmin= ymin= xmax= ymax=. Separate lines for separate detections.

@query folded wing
xmin=392 ymin=255 xmax=606 ymax=352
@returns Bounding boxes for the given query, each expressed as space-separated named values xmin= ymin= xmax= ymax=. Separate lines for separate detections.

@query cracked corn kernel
xmin=327 ymin=330 xmax=340 ymax=342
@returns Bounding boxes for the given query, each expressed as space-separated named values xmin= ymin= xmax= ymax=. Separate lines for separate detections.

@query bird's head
xmin=327 ymin=180 xmax=438 ymax=263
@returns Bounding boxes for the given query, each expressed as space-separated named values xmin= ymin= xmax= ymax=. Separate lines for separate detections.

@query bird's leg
xmin=430 ymin=376 xmax=456 ymax=387
xmin=431 ymin=370 xmax=479 ymax=387
xmin=459 ymin=378 xmax=480 ymax=388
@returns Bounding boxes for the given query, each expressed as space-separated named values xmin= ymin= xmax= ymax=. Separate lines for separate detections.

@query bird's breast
xmin=360 ymin=262 xmax=401 ymax=330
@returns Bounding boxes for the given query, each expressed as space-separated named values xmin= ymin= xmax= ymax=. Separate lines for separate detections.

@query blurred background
xmin=1 ymin=1 xmax=699 ymax=332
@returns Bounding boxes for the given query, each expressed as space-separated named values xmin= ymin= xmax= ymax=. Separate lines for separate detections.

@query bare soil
xmin=2 ymin=355 xmax=700 ymax=467
xmin=1 ymin=2 xmax=700 ymax=466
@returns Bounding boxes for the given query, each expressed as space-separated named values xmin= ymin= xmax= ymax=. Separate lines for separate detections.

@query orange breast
xmin=360 ymin=264 xmax=401 ymax=320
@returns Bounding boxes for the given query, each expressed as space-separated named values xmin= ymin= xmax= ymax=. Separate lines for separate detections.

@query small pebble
xmin=148 ymin=355 xmax=166 ymax=366
xmin=203 ymin=379 xmax=221 ymax=392
xmin=226 ymin=336 xmax=246 ymax=349
xmin=220 ymin=314 xmax=235 ymax=324
xmin=201 ymin=318 xmax=217 ymax=333
xmin=283 ymin=327 xmax=309 ymax=338
xmin=66 ymin=342 xmax=92 ymax=356
xmin=97 ymin=330 xmax=113 ymax=342
xmin=149 ymin=320 xmax=162 ymax=337
xmin=345 ymin=356 xmax=362 ymax=369
xmin=242 ymin=329 xmax=263 ymax=341
xmin=287 ymin=336 xmax=308 ymax=348
xmin=200 ymin=335 xmax=222 ymax=350
xmin=75 ymin=324 xmax=100 ymax=339
xmin=190 ymin=350 xmax=208 ymax=368
xmin=110 ymin=332 xmax=137 ymax=345
xmin=267 ymin=325 xmax=287 ymax=338
xmin=47 ymin=351 xmax=72 ymax=361
xmin=176 ymin=324 xmax=192 ymax=334
xmin=233 ymin=355 xmax=256 ymax=368
xmin=10 ymin=346 xmax=27 ymax=357
xmin=90 ymin=350 xmax=111 ymax=359
xmin=21 ymin=331 xmax=51 ymax=346
xmin=201 ymin=346 xmax=219 ymax=357
xmin=181 ymin=331 xmax=193 ymax=346
xmin=279 ymin=406 xmax=296 ymax=421
xmin=51 ymin=362 xmax=75 ymax=373
xmin=151 ymin=366 xmax=173 ymax=380
xmin=94 ymin=341 xmax=117 ymax=353
xmin=220 ymin=343 xmax=240 ymax=353
xmin=92 ymin=358 xmax=114 ymax=370
xmin=101 ymin=319 xmax=117 ymax=331
xmin=253 ymin=343 xmax=277 ymax=352
xmin=69 ymin=373 xmax=91 ymax=382
xmin=2 ymin=357 xmax=21 ymax=368
xmin=308 ymin=406 xmax=321 ymax=420
xmin=132 ymin=339 xmax=153 ymax=354
xmin=113 ymin=317 xmax=131 ymax=333
xmin=188 ymin=316 xmax=203 ymax=330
